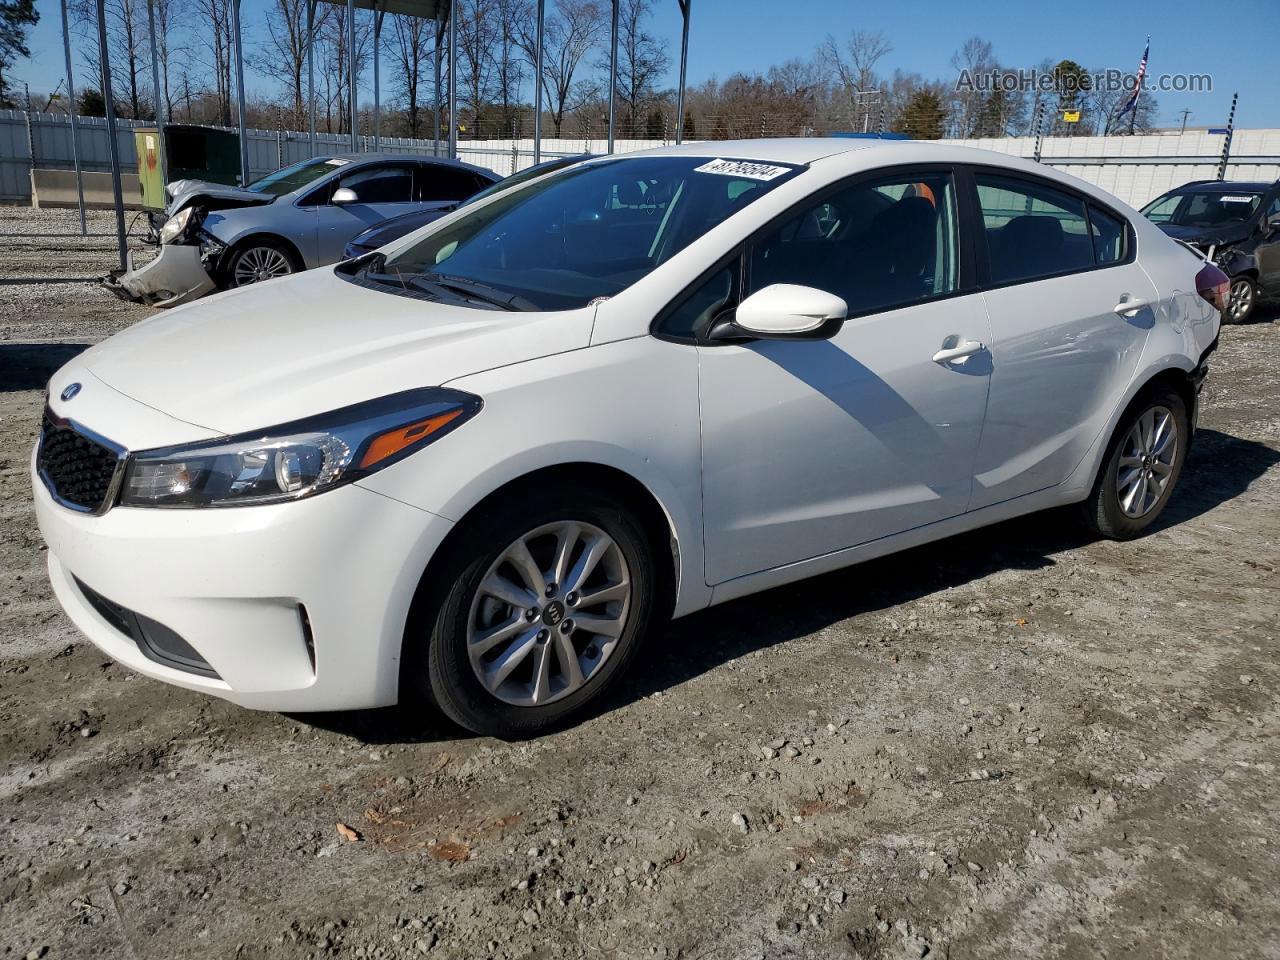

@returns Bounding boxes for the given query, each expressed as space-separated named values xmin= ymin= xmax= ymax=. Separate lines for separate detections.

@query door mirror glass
xmin=730 ymin=283 xmax=847 ymax=340
xmin=332 ymin=187 xmax=358 ymax=205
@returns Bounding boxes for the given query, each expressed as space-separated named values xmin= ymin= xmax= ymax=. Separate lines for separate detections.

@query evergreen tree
xmin=0 ymin=0 xmax=39 ymax=107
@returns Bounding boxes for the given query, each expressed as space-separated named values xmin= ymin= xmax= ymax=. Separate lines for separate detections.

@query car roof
xmin=1171 ymin=180 xmax=1276 ymax=193
xmin=318 ymin=153 xmax=498 ymax=178
xmin=630 ymin=137 xmax=886 ymax=165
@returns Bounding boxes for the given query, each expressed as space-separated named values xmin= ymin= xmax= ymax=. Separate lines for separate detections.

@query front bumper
xmin=103 ymin=244 xmax=217 ymax=309
xmin=34 ymin=454 xmax=454 ymax=712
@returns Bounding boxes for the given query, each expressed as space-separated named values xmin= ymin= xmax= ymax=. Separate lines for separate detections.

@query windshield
xmin=459 ymin=155 xmax=588 ymax=209
xmin=247 ymin=157 xmax=348 ymax=196
xmin=377 ymin=156 xmax=800 ymax=310
xmin=1143 ymin=190 xmax=1263 ymax=228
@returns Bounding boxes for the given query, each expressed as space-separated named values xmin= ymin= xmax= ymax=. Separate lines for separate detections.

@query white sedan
xmin=34 ymin=140 xmax=1224 ymax=737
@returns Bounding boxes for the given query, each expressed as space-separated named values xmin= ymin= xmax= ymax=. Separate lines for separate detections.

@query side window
xmin=976 ymin=173 xmax=1093 ymax=284
xmin=340 ymin=165 xmax=413 ymax=203
xmin=659 ymin=260 xmax=739 ymax=339
xmin=1088 ymin=204 xmax=1127 ymax=265
xmin=1266 ymin=195 xmax=1280 ymax=228
xmin=747 ymin=171 xmax=958 ymax=316
xmin=417 ymin=167 xmax=488 ymax=202
xmin=1142 ymin=193 xmax=1181 ymax=223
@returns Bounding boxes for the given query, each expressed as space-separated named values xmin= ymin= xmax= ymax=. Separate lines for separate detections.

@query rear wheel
xmin=225 ymin=239 xmax=299 ymax=288
xmin=404 ymin=485 xmax=661 ymax=738
xmin=1225 ymin=275 xmax=1256 ymax=324
xmin=1082 ymin=386 xmax=1189 ymax=540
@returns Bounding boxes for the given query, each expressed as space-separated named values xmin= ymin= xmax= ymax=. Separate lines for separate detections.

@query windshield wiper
xmin=428 ymin=273 xmax=540 ymax=311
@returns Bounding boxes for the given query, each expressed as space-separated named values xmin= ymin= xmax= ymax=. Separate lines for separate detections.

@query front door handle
xmin=932 ymin=340 xmax=986 ymax=365
xmin=1114 ymin=296 xmax=1151 ymax=316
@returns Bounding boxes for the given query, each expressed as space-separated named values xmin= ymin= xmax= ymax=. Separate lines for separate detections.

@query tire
xmin=404 ymin=484 xmax=663 ymax=738
xmin=1224 ymin=275 xmax=1256 ymax=324
xmin=1081 ymin=385 xmax=1189 ymax=540
xmin=224 ymin=239 xmax=300 ymax=289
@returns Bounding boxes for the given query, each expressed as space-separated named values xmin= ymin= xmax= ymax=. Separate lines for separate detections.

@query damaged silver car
xmin=108 ymin=153 xmax=498 ymax=307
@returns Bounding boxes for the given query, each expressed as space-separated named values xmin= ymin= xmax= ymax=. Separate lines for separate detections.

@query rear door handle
xmin=932 ymin=340 xmax=986 ymax=365
xmin=1114 ymin=296 xmax=1151 ymax=316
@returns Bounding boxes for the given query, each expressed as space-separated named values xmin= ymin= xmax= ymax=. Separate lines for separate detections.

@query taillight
xmin=1196 ymin=261 xmax=1230 ymax=314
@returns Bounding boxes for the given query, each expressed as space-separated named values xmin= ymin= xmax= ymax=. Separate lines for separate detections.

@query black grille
xmin=38 ymin=413 xmax=122 ymax=513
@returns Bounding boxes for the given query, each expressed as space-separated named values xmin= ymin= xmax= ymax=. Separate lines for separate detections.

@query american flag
xmin=1113 ymin=38 xmax=1150 ymax=126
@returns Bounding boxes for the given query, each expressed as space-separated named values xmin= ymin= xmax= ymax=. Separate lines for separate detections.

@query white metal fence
xmin=2 ymin=109 xmax=1278 ymax=209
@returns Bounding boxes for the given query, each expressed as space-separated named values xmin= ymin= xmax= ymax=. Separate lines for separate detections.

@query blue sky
xmin=12 ymin=0 xmax=1280 ymax=129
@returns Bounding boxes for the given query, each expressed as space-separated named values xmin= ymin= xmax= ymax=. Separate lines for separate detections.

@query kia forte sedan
xmin=34 ymin=140 xmax=1224 ymax=737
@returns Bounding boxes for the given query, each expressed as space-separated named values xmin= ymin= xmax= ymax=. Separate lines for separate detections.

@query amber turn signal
xmin=358 ymin=408 xmax=464 ymax=469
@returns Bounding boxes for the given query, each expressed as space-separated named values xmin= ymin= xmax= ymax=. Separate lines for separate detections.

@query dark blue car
xmin=344 ymin=154 xmax=594 ymax=260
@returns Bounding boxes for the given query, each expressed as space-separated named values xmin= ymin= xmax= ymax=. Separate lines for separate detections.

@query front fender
xmin=354 ymin=336 xmax=710 ymax=616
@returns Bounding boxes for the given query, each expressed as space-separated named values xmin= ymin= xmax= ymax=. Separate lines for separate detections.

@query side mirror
xmin=332 ymin=187 xmax=358 ymax=205
xmin=1266 ymin=214 xmax=1280 ymax=235
xmin=712 ymin=284 xmax=847 ymax=341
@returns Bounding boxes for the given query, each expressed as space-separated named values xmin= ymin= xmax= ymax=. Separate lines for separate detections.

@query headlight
xmin=120 ymin=388 xmax=481 ymax=508
xmin=158 ymin=207 xmax=194 ymax=244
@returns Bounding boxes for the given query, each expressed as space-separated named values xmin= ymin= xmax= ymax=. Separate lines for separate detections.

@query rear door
xmin=415 ymin=164 xmax=490 ymax=214
xmin=968 ymin=169 xmax=1158 ymax=510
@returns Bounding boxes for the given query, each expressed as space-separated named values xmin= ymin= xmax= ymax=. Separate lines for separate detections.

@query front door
xmin=314 ymin=164 xmax=420 ymax=263
xmin=968 ymin=170 xmax=1157 ymax=509
xmin=1256 ymin=193 xmax=1280 ymax=295
xmin=697 ymin=169 xmax=993 ymax=586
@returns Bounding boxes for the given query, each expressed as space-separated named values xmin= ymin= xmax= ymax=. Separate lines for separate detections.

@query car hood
xmin=1155 ymin=222 xmax=1248 ymax=247
xmin=166 ymin=179 xmax=273 ymax=215
xmin=351 ymin=209 xmax=451 ymax=251
xmin=78 ymin=267 xmax=596 ymax=439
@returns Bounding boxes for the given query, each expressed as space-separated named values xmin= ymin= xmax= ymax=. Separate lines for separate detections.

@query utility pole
xmin=1217 ymin=92 xmax=1238 ymax=181
xmin=1177 ymin=108 xmax=1191 ymax=135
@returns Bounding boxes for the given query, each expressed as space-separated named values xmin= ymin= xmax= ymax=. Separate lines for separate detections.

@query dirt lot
xmin=2 ymin=207 xmax=1279 ymax=960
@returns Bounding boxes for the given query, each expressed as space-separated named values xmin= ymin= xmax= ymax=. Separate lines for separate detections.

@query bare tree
xmin=152 ymin=0 xmax=184 ymax=118
xmin=252 ymin=0 xmax=325 ymax=127
xmin=606 ymin=0 xmax=668 ymax=132
xmin=72 ymin=0 xmax=148 ymax=117
xmin=821 ymin=29 xmax=891 ymax=132
xmin=454 ymin=0 xmax=499 ymax=136
xmin=492 ymin=0 xmax=528 ymax=132
xmin=192 ymin=0 xmax=234 ymax=124
xmin=388 ymin=12 xmax=433 ymax=136
xmin=316 ymin=4 xmax=369 ymax=134
xmin=947 ymin=35 xmax=994 ymax=137
xmin=516 ymin=0 xmax=604 ymax=137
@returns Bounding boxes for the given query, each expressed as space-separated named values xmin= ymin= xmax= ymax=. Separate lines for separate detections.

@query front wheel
xmin=405 ymin=485 xmax=662 ymax=738
xmin=225 ymin=239 xmax=299 ymax=288
xmin=1082 ymin=386 xmax=1189 ymax=540
xmin=1224 ymin=275 xmax=1256 ymax=324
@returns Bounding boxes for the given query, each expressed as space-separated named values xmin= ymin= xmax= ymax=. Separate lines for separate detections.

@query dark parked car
xmin=344 ymin=154 xmax=594 ymax=259
xmin=1141 ymin=179 xmax=1280 ymax=322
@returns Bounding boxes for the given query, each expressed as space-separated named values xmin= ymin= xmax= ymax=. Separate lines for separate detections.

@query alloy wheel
xmin=1228 ymin=278 xmax=1253 ymax=322
xmin=1116 ymin=405 xmax=1178 ymax=518
xmin=467 ymin=521 xmax=631 ymax=707
xmin=233 ymin=246 xmax=293 ymax=286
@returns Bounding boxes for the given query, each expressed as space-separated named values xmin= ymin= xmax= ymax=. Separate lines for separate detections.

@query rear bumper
xmin=34 ymin=454 xmax=455 ymax=712
xmin=104 ymin=244 xmax=216 ymax=309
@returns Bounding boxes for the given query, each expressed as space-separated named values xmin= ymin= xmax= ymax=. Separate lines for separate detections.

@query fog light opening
xmin=299 ymin=604 xmax=316 ymax=675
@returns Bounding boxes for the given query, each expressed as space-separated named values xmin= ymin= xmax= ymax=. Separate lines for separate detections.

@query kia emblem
xmin=60 ymin=382 xmax=82 ymax=402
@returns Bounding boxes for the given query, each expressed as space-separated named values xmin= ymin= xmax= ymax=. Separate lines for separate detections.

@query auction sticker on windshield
xmin=694 ymin=159 xmax=792 ymax=181
xmin=1220 ymin=196 xmax=1256 ymax=203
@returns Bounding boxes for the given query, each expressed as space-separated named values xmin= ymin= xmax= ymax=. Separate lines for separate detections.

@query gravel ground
xmin=2 ymin=205 xmax=1280 ymax=960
